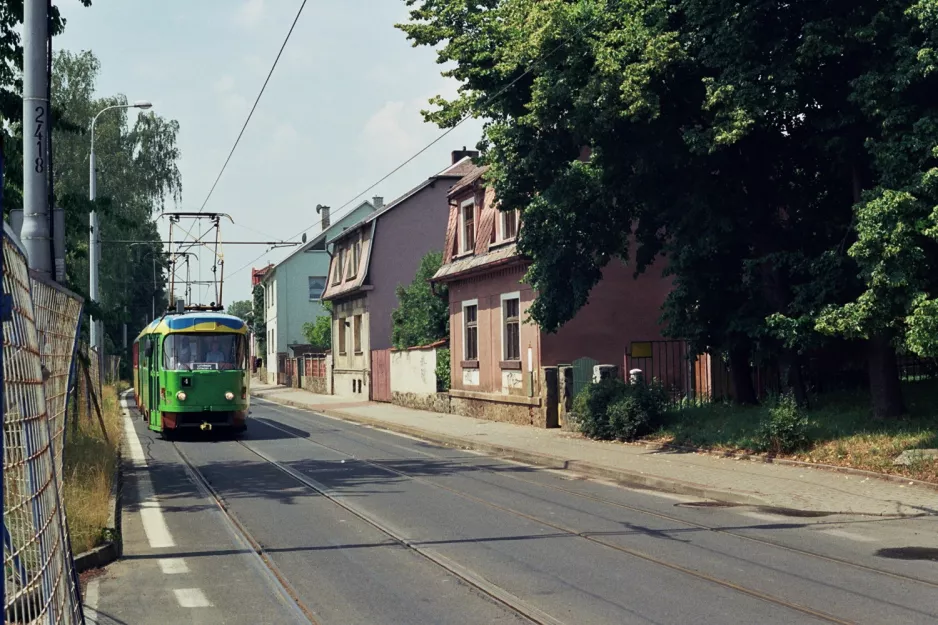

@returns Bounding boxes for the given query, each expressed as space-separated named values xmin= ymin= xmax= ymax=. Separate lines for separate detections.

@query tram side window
xmin=163 ymin=334 xmax=248 ymax=371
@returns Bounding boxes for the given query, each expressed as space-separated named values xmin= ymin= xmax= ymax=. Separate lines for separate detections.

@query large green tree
xmin=391 ymin=251 xmax=449 ymax=349
xmin=399 ymin=0 xmax=938 ymax=417
xmin=227 ymin=299 xmax=253 ymax=322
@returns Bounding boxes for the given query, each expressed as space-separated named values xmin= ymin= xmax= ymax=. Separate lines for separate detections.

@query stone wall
xmin=391 ymin=391 xmax=452 ymax=414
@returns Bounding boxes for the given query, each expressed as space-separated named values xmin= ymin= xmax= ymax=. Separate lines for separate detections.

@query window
xmin=500 ymin=209 xmax=519 ymax=241
xmin=463 ymin=302 xmax=478 ymax=361
xmin=353 ymin=315 xmax=362 ymax=353
xmin=338 ymin=318 xmax=347 ymax=355
xmin=346 ymin=241 xmax=360 ymax=279
xmin=460 ymin=200 xmax=475 ymax=253
xmin=332 ymin=251 xmax=344 ymax=285
xmin=308 ymin=276 xmax=326 ymax=300
xmin=163 ymin=333 xmax=248 ymax=371
xmin=502 ymin=295 xmax=521 ymax=361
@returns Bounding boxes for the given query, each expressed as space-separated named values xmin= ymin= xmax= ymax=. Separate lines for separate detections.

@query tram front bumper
xmin=162 ymin=409 xmax=247 ymax=431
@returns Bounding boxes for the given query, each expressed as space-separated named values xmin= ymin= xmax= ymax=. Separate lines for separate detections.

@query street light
xmin=89 ymin=100 xmax=153 ymax=352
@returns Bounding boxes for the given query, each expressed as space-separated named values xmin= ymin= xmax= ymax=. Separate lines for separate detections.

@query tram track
xmin=253 ymin=399 xmax=938 ymax=591
xmin=241 ymin=416 xmax=863 ymax=625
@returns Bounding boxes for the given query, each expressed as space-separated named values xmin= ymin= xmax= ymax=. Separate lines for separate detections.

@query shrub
xmin=572 ymin=378 xmax=628 ymax=439
xmin=607 ymin=382 xmax=669 ymax=441
xmin=435 ymin=348 xmax=451 ymax=392
xmin=756 ymin=392 xmax=811 ymax=454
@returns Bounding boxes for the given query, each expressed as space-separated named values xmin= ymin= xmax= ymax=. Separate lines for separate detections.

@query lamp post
xmin=89 ymin=100 xmax=152 ymax=352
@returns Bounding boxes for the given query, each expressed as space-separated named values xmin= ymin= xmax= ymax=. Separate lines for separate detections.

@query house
xmin=262 ymin=201 xmax=377 ymax=385
xmin=430 ymin=164 xmax=674 ymax=426
xmin=249 ymin=263 xmax=273 ymax=370
xmin=321 ymin=150 xmax=479 ymax=399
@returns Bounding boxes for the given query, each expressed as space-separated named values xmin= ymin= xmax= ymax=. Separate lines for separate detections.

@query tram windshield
xmin=163 ymin=333 xmax=247 ymax=371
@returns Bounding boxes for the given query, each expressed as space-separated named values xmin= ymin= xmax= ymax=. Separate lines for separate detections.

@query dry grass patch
xmin=648 ymin=381 xmax=938 ymax=483
xmin=64 ymin=384 xmax=124 ymax=554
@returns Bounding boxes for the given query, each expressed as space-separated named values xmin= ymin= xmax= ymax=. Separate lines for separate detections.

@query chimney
xmin=316 ymin=204 xmax=330 ymax=231
xmin=372 ymin=196 xmax=384 ymax=209
xmin=451 ymin=146 xmax=479 ymax=164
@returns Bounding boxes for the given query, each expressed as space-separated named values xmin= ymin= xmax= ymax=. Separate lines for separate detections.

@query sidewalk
xmin=250 ymin=382 xmax=938 ymax=517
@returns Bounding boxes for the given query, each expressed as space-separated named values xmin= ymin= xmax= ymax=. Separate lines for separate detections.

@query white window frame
xmin=459 ymin=198 xmax=476 ymax=254
xmin=500 ymin=291 xmax=521 ymax=362
xmin=498 ymin=209 xmax=520 ymax=242
xmin=332 ymin=249 xmax=344 ymax=285
xmin=461 ymin=299 xmax=479 ymax=361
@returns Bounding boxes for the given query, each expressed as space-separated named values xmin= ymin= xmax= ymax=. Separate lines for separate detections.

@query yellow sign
xmin=630 ymin=341 xmax=653 ymax=359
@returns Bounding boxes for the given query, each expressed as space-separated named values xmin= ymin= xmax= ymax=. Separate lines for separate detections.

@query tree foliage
xmin=227 ymin=300 xmax=253 ymax=322
xmin=391 ymin=251 xmax=449 ymax=349
xmin=398 ymin=0 xmax=938 ymax=417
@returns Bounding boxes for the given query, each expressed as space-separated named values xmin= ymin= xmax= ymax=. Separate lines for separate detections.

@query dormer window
xmin=499 ymin=209 xmax=519 ymax=242
xmin=459 ymin=199 xmax=475 ymax=254
xmin=347 ymin=239 xmax=361 ymax=279
xmin=332 ymin=249 xmax=344 ymax=285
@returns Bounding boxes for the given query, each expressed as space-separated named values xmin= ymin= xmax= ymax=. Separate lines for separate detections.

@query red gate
xmin=370 ymin=349 xmax=391 ymax=402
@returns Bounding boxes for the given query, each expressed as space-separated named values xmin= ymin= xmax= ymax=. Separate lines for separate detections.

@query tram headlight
xmin=225 ymin=391 xmax=234 ymax=401
xmin=176 ymin=391 xmax=187 ymax=401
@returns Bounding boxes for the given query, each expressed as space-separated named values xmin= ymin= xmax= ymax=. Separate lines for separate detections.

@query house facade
xmin=250 ymin=263 xmax=273 ymax=369
xmin=262 ymin=201 xmax=377 ymax=384
xmin=321 ymin=150 xmax=478 ymax=399
xmin=431 ymin=164 xmax=674 ymax=426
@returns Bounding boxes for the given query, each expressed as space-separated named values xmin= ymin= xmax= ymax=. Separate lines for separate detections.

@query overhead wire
xmin=226 ymin=11 xmax=603 ymax=282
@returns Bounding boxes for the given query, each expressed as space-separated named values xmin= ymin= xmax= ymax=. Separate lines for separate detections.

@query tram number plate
xmin=192 ymin=363 xmax=218 ymax=371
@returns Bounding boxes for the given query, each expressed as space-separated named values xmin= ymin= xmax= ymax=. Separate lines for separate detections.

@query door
xmin=571 ymin=357 xmax=599 ymax=401
xmin=370 ymin=349 xmax=391 ymax=402
xmin=149 ymin=338 xmax=161 ymax=430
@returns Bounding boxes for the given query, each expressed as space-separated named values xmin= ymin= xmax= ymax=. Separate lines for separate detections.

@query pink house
xmin=431 ymin=164 xmax=675 ymax=427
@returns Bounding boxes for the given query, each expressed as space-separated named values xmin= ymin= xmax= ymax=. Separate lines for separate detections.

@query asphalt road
xmin=87 ymin=396 xmax=938 ymax=625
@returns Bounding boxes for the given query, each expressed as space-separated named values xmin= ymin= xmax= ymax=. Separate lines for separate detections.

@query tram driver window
xmin=163 ymin=334 xmax=247 ymax=371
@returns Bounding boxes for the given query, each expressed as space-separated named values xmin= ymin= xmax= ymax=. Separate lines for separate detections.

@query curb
xmin=74 ymin=441 xmax=123 ymax=573
xmin=251 ymin=393 xmax=774 ymax=510
xmin=637 ymin=440 xmax=938 ymax=493
xmin=251 ymin=390 xmax=937 ymax=516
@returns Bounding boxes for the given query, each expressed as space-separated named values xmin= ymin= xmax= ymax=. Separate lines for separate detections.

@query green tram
xmin=132 ymin=311 xmax=250 ymax=436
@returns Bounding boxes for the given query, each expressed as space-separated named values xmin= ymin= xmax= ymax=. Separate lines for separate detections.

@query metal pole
xmin=152 ymin=255 xmax=156 ymax=320
xmin=21 ymin=0 xmax=52 ymax=276
xmin=89 ymin=126 xmax=98 ymax=350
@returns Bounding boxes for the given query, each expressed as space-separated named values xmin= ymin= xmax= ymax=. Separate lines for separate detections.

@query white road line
xmin=122 ymin=398 xmax=176 ymax=549
xmin=158 ymin=558 xmax=190 ymax=574
xmin=740 ymin=511 xmax=788 ymax=522
xmin=819 ymin=528 xmax=878 ymax=543
xmin=84 ymin=578 xmax=100 ymax=622
xmin=173 ymin=588 xmax=213 ymax=608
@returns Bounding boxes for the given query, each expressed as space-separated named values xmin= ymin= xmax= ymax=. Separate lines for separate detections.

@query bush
xmin=435 ymin=348 xmax=451 ymax=392
xmin=573 ymin=378 xmax=668 ymax=441
xmin=607 ymin=383 xmax=669 ymax=441
xmin=756 ymin=392 xmax=811 ymax=454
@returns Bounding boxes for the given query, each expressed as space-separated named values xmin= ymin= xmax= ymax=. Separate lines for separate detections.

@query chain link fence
xmin=4 ymin=224 xmax=85 ymax=623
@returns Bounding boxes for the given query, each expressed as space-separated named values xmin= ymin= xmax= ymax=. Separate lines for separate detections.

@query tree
xmin=391 ymin=251 xmax=449 ymax=349
xmin=49 ymin=50 xmax=182 ymax=347
xmin=398 ymin=0 xmax=938 ymax=417
xmin=302 ymin=303 xmax=332 ymax=352
xmin=227 ymin=300 xmax=253 ymax=323
xmin=252 ymin=284 xmax=267 ymax=354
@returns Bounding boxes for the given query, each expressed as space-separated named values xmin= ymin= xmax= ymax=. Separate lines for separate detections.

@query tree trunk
xmin=867 ymin=334 xmax=905 ymax=419
xmin=729 ymin=345 xmax=758 ymax=405
xmin=783 ymin=349 xmax=809 ymax=408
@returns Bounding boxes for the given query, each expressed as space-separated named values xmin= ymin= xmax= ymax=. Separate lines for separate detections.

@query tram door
xmin=148 ymin=337 xmax=161 ymax=429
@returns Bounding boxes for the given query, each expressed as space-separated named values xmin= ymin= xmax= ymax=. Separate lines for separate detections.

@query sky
xmin=54 ymin=0 xmax=483 ymax=305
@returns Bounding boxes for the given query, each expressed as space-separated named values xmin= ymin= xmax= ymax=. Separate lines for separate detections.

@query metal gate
xmin=571 ymin=357 xmax=599 ymax=400
xmin=370 ymin=349 xmax=391 ymax=402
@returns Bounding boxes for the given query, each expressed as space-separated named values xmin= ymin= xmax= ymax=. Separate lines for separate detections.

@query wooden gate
xmin=371 ymin=349 xmax=391 ymax=402
xmin=571 ymin=357 xmax=599 ymax=400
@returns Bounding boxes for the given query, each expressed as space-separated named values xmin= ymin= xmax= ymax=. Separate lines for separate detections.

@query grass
xmin=645 ymin=380 xmax=938 ymax=483
xmin=63 ymin=384 xmax=124 ymax=554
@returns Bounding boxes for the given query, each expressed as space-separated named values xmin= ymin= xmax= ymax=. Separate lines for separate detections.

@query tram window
xmin=163 ymin=334 xmax=248 ymax=370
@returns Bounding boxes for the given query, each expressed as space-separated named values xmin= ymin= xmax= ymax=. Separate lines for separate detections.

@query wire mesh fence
xmin=4 ymin=225 xmax=85 ymax=624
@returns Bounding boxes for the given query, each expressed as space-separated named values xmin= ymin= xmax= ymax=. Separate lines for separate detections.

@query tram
xmin=132 ymin=311 xmax=250 ymax=436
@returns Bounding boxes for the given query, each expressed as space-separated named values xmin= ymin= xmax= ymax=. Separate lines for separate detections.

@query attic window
xmin=332 ymin=250 xmax=344 ymax=285
xmin=309 ymin=238 xmax=326 ymax=251
xmin=460 ymin=199 xmax=475 ymax=254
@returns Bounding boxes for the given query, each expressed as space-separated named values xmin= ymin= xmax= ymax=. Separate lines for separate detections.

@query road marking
xmin=820 ymin=529 xmax=877 ymax=543
xmin=84 ymin=578 xmax=100 ymax=622
xmin=122 ymin=398 xmax=176 ymax=548
xmin=174 ymin=588 xmax=213 ymax=608
xmin=741 ymin=511 xmax=788 ymax=522
xmin=158 ymin=558 xmax=190 ymax=574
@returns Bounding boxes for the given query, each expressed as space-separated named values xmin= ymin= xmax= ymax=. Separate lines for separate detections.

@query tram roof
xmin=135 ymin=312 xmax=248 ymax=341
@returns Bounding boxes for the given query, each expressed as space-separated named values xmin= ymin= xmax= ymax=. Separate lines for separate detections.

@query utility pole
xmin=20 ymin=0 xmax=51 ymax=277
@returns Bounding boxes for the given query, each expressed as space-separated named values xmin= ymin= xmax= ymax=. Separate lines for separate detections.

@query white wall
xmin=390 ymin=347 xmax=438 ymax=395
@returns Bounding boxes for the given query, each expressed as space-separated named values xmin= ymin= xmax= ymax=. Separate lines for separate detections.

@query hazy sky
xmin=55 ymin=0 xmax=483 ymax=305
